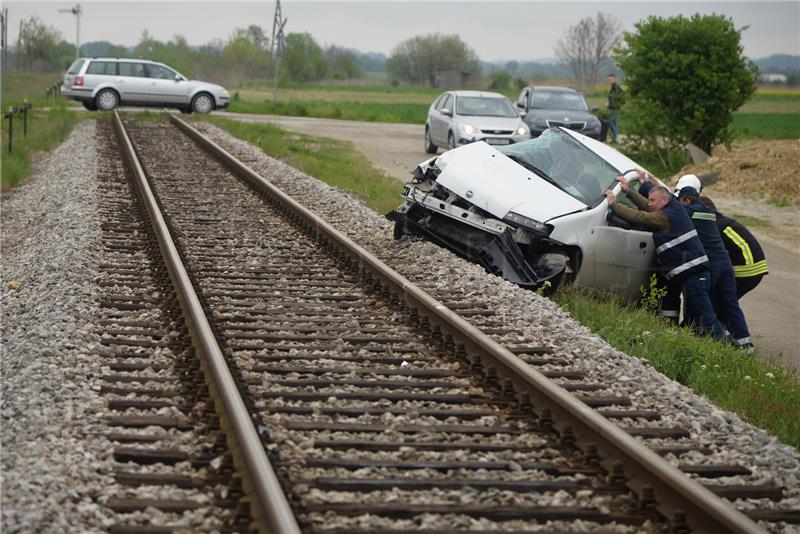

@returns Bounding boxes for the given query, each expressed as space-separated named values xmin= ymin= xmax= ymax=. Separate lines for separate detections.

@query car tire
xmin=447 ymin=132 xmax=456 ymax=151
xmin=82 ymin=101 xmax=97 ymax=111
xmin=95 ymin=89 xmax=119 ymax=111
xmin=424 ymin=127 xmax=437 ymax=154
xmin=191 ymin=93 xmax=214 ymax=114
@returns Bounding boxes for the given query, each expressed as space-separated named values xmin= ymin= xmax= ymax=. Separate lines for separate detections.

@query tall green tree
xmin=282 ymin=33 xmax=327 ymax=82
xmin=17 ymin=16 xmax=61 ymax=71
xmin=325 ymin=45 xmax=361 ymax=80
xmin=386 ymin=33 xmax=480 ymax=87
xmin=615 ymin=14 xmax=757 ymax=154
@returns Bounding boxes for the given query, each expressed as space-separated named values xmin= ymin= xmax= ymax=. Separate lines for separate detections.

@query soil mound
xmin=672 ymin=140 xmax=799 ymax=207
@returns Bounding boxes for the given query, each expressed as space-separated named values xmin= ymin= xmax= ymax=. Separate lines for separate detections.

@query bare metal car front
xmin=389 ymin=127 xmax=658 ymax=299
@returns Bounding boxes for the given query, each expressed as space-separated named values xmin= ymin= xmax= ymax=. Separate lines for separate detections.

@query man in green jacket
xmin=607 ymin=74 xmax=624 ymax=142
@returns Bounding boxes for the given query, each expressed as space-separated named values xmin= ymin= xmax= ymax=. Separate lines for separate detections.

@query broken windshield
xmin=497 ymin=128 xmax=619 ymax=205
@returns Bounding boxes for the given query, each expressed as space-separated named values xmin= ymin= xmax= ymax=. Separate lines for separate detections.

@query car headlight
xmin=459 ymin=124 xmax=480 ymax=136
xmin=503 ymin=212 xmax=552 ymax=236
xmin=516 ymin=125 xmax=530 ymax=136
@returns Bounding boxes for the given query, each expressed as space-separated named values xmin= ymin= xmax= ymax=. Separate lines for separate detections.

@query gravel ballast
xmin=1 ymin=117 xmax=798 ymax=531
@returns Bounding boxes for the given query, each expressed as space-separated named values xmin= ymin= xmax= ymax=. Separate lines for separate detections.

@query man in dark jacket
xmin=701 ymin=196 xmax=768 ymax=299
xmin=677 ymin=187 xmax=752 ymax=350
xmin=606 ymin=74 xmax=624 ymax=142
xmin=605 ymin=178 xmax=726 ymax=339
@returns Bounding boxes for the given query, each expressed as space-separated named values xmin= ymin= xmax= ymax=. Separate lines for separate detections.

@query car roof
xmin=80 ymin=57 xmax=159 ymax=64
xmin=449 ymin=90 xmax=508 ymax=99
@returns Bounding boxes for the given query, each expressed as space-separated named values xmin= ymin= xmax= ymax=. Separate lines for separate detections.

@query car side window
xmin=85 ymin=61 xmax=116 ymax=75
xmin=146 ymin=64 xmax=176 ymax=80
xmin=434 ymin=94 xmax=446 ymax=111
xmin=119 ymin=62 xmax=147 ymax=78
xmin=516 ymin=89 xmax=528 ymax=108
xmin=441 ymin=94 xmax=453 ymax=112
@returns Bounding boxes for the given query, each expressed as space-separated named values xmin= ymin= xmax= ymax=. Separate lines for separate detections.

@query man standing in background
xmin=607 ymin=74 xmax=624 ymax=143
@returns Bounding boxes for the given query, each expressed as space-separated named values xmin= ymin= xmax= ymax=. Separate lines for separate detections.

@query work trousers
xmin=736 ymin=273 xmax=765 ymax=299
xmin=682 ymin=271 xmax=726 ymax=339
xmin=709 ymin=259 xmax=750 ymax=343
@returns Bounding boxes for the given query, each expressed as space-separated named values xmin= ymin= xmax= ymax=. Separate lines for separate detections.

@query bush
xmin=615 ymin=14 xmax=758 ymax=153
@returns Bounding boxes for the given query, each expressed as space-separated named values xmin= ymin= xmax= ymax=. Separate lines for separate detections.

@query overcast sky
xmin=5 ymin=1 xmax=799 ymax=62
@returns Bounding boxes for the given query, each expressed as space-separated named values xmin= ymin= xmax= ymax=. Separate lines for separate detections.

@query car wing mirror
xmin=441 ymin=108 xmax=453 ymax=117
xmin=591 ymin=106 xmax=599 ymax=112
xmin=519 ymin=110 xmax=527 ymax=119
xmin=175 ymin=74 xmax=184 ymax=82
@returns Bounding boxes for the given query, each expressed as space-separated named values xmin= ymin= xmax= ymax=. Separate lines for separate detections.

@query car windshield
xmin=497 ymin=128 xmax=619 ymax=205
xmin=456 ymin=96 xmax=517 ymax=118
xmin=530 ymin=90 xmax=588 ymax=111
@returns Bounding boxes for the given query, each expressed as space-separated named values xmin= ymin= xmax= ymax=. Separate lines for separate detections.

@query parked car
xmin=515 ymin=86 xmax=601 ymax=140
xmin=424 ymin=90 xmax=530 ymax=154
xmin=389 ymin=126 xmax=660 ymax=300
xmin=62 ymin=57 xmax=230 ymax=113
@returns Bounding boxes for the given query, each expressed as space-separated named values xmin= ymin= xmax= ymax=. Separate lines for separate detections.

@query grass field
xmin=1 ymin=72 xmax=80 ymax=192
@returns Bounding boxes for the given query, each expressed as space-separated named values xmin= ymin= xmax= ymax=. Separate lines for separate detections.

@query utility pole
xmin=58 ymin=4 xmax=82 ymax=60
xmin=270 ymin=0 xmax=287 ymax=102
xmin=1 ymin=8 xmax=8 ymax=84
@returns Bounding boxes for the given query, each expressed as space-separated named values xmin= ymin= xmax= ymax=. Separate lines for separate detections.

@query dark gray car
xmin=515 ymin=86 xmax=601 ymax=140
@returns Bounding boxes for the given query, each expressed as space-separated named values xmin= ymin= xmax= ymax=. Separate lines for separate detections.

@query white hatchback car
xmin=391 ymin=127 xmax=662 ymax=300
xmin=424 ymin=90 xmax=530 ymax=154
xmin=62 ymin=57 xmax=230 ymax=113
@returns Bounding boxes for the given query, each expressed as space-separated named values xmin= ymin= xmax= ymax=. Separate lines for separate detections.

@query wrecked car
xmin=389 ymin=127 xmax=658 ymax=300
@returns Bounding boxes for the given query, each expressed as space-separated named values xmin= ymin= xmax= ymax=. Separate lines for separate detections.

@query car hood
xmin=435 ymin=141 xmax=586 ymax=223
xmin=189 ymin=81 xmax=227 ymax=93
xmin=456 ymin=115 xmax=524 ymax=130
xmin=527 ymin=108 xmax=596 ymax=123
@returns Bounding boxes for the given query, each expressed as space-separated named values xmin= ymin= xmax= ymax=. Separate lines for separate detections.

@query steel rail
xmin=171 ymin=113 xmax=765 ymax=533
xmin=112 ymin=111 xmax=301 ymax=534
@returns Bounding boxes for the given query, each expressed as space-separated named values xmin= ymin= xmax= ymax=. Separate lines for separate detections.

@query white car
xmin=390 ymin=127 xmax=661 ymax=299
xmin=62 ymin=57 xmax=230 ymax=113
xmin=424 ymin=90 xmax=530 ymax=154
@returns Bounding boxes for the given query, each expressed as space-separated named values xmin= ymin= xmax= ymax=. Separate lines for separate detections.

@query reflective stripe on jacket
xmin=717 ymin=213 xmax=768 ymax=278
xmin=683 ymin=199 xmax=729 ymax=262
xmin=652 ymin=198 xmax=709 ymax=280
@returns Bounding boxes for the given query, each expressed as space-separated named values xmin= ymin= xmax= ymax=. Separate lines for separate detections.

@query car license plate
xmin=486 ymin=138 xmax=510 ymax=145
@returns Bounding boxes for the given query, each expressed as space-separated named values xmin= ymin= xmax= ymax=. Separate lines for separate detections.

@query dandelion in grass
xmin=765 ymin=372 xmax=775 ymax=379
xmin=700 ymin=364 xmax=707 ymax=370
xmin=744 ymin=375 xmax=752 ymax=381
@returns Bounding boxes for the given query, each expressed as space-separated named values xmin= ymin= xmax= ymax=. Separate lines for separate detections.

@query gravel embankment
xmin=1 ymin=120 xmax=115 ymax=532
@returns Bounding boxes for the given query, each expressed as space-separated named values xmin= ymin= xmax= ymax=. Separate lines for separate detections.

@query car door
xmin=430 ymin=93 xmax=453 ymax=146
xmin=117 ymin=62 xmax=151 ymax=104
xmin=145 ymin=63 xmax=190 ymax=106
xmin=591 ymin=225 xmax=654 ymax=300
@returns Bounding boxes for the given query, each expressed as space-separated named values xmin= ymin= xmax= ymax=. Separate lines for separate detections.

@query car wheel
xmin=82 ymin=101 xmax=97 ymax=111
xmin=424 ymin=127 xmax=437 ymax=154
xmin=95 ymin=89 xmax=118 ymax=111
xmin=447 ymin=132 xmax=456 ymax=151
xmin=191 ymin=93 xmax=214 ymax=114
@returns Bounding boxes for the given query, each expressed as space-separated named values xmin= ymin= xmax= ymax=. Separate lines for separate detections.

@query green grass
xmin=1 ymin=105 xmax=81 ymax=192
xmin=229 ymin=98 xmax=428 ymax=124
xmin=207 ymin=117 xmax=800 ymax=448
xmin=555 ymin=287 xmax=800 ymax=448
xmin=202 ymin=116 xmax=403 ymax=214
xmin=1 ymin=71 xmax=62 ymax=107
xmin=730 ymin=113 xmax=800 ymax=139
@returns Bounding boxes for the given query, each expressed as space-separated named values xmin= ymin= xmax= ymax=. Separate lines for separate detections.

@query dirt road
xmin=217 ymin=112 xmax=800 ymax=372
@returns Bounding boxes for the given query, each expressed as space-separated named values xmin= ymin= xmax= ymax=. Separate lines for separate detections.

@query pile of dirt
xmin=672 ymin=140 xmax=800 ymax=207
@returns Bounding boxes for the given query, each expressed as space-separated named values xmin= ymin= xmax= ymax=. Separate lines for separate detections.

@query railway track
xmin=93 ymin=110 xmax=797 ymax=532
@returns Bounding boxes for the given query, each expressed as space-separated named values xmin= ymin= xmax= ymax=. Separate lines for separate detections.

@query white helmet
xmin=674 ymin=174 xmax=702 ymax=196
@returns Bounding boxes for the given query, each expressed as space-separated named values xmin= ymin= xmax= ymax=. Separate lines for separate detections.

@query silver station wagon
xmin=62 ymin=57 xmax=230 ymax=113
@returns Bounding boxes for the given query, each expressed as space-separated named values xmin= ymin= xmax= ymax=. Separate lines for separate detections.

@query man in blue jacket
xmin=677 ymin=187 xmax=753 ymax=351
xmin=605 ymin=178 xmax=726 ymax=339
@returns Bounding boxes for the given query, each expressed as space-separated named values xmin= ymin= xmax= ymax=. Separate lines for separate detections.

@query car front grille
xmin=480 ymin=129 xmax=513 ymax=135
xmin=545 ymin=120 xmax=587 ymax=131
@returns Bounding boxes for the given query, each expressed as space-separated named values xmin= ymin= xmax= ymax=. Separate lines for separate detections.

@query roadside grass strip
xmin=229 ymin=98 xmax=428 ymax=125
xmin=555 ymin=287 xmax=799 ymax=449
xmin=1 ymin=106 xmax=81 ymax=191
xmin=206 ymin=116 xmax=403 ymax=215
xmin=208 ymin=117 xmax=800 ymax=449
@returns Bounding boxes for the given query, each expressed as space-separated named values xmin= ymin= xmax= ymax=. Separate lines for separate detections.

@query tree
xmin=615 ymin=14 xmax=757 ymax=154
xmin=386 ymin=33 xmax=480 ymax=87
xmin=325 ymin=45 xmax=361 ymax=80
xmin=282 ymin=32 xmax=327 ymax=82
xmin=17 ymin=16 xmax=61 ymax=71
xmin=555 ymin=12 xmax=621 ymax=93
xmin=488 ymin=69 xmax=512 ymax=90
